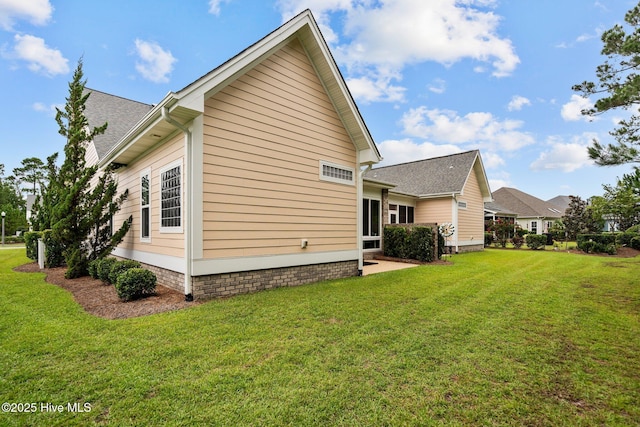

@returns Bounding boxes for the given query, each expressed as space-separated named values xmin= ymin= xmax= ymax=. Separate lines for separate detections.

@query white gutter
xmin=161 ymin=107 xmax=194 ymax=301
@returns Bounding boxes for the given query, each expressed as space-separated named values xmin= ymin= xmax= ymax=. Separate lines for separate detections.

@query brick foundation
xmin=192 ymin=260 xmax=359 ymax=300
xmin=115 ymin=258 xmax=360 ymax=300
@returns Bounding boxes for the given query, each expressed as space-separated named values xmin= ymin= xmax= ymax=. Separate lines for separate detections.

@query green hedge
xmin=577 ymin=234 xmax=618 ymax=254
xmin=383 ymin=226 xmax=436 ymax=262
xmin=631 ymin=236 xmax=640 ymax=250
xmin=115 ymin=268 xmax=157 ymax=301
xmin=42 ymin=229 xmax=65 ymax=268
xmin=24 ymin=231 xmax=42 ymax=260
xmin=525 ymin=234 xmax=547 ymax=250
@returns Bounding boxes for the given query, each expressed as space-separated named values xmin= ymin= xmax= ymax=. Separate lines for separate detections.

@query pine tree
xmin=52 ymin=58 xmax=130 ymax=278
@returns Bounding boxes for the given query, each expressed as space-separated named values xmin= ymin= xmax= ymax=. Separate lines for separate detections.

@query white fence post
xmin=37 ymin=239 xmax=45 ymax=269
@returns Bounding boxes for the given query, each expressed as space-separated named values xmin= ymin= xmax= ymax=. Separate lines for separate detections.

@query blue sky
xmin=0 ymin=0 xmax=638 ymax=200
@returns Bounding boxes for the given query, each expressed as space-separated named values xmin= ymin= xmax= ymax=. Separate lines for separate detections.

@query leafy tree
xmin=590 ymin=174 xmax=640 ymax=231
xmin=572 ymin=3 xmax=640 ymax=166
xmin=12 ymin=157 xmax=46 ymax=195
xmin=51 ymin=58 xmax=130 ymax=278
xmin=31 ymin=153 xmax=60 ymax=231
xmin=487 ymin=218 xmax=518 ymax=248
xmin=562 ymin=196 xmax=602 ymax=239
xmin=0 ymin=165 xmax=28 ymax=235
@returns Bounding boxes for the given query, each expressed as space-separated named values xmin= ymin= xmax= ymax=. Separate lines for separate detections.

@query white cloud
xmin=0 ymin=0 xmax=53 ymax=30
xmin=12 ymin=34 xmax=68 ymax=76
xmin=134 ymin=39 xmax=177 ymax=83
xmin=482 ymin=152 xmax=505 ymax=169
xmin=335 ymin=0 xmax=519 ymax=77
xmin=208 ymin=0 xmax=231 ymax=15
xmin=507 ymin=95 xmax=531 ymax=111
xmin=32 ymin=101 xmax=60 ymax=116
xmin=529 ymin=135 xmax=595 ymax=172
xmin=276 ymin=0 xmax=519 ymax=103
xmin=400 ymin=106 xmax=535 ymax=151
xmin=428 ymin=78 xmax=446 ymax=94
xmin=561 ymin=94 xmax=594 ymax=122
xmin=346 ymin=73 xmax=406 ymax=103
xmin=376 ymin=139 xmax=461 ymax=166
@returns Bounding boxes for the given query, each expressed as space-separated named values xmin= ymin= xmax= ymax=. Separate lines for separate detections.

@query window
xmin=320 ymin=161 xmax=354 ymax=185
xmin=363 ymin=198 xmax=381 ymax=249
xmin=531 ymin=221 xmax=537 ymax=234
xmin=390 ymin=204 xmax=414 ymax=224
xmin=140 ymin=169 xmax=151 ymax=241
xmin=458 ymin=201 xmax=467 ymax=209
xmin=160 ymin=162 xmax=182 ymax=232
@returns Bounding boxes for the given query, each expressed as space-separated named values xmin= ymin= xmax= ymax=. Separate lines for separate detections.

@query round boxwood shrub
xmin=109 ymin=260 xmax=142 ymax=285
xmin=88 ymin=258 xmax=101 ymax=279
xmin=97 ymin=257 xmax=118 ymax=284
xmin=115 ymin=268 xmax=157 ymax=301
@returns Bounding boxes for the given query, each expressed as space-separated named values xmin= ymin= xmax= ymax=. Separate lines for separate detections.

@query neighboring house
xmin=490 ymin=187 xmax=563 ymax=235
xmin=84 ymin=10 xmax=382 ymax=300
xmin=547 ymin=195 xmax=571 ymax=214
xmin=363 ymin=150 xmax=492 ymax=253
xmin=26 ymin=194 xmax=37 ymax=227
xmin=484 ymin=200 xmax=517 ymax=224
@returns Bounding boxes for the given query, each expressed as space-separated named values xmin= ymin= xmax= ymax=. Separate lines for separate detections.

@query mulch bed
xmin=12 ymin=262 xmax=200 ymax=320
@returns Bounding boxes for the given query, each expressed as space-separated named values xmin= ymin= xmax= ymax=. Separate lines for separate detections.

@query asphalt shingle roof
xmin=364 ymin=150 xmax=479 ymax=196
xmin=84 ymin=88 xmax=153 ymax=161
xmin=492 ymin=187 xmax=563 ymax=218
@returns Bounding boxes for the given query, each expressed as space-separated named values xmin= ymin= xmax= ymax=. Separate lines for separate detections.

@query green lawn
xmin=1 ymin=248 xmax=639 ymax=426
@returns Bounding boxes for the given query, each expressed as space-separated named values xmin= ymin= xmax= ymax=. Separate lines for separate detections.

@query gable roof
xmin=484 ymin=200 xmax=517 ymax=216
xmin=492 ymin=187 xmax=563 ymax=219
xmin=547 ymin=195 xmax=571 ymax=213
xmin=363 ymin=150 xmax=491 ymax=199
xmin=84 ymin=89 xmax=153 ymax=161
xmin=94 ymin=9 xmax=380 ymax=168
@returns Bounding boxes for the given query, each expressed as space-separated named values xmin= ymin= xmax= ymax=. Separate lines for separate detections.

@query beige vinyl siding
xmin=415 ymin=198 xmax=452 ymax=224
xmin=458 ymin=168 xmax=484 ymax=241
xmin=202 ymin=38 xmax=357 ymax=258
xmin=457 ymin=167 xmax=485 ymax=242
xmin=114 ymin=132 xmax=185 ymax=257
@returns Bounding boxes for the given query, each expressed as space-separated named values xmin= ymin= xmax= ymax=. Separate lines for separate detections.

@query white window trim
xmin=458 ymin=201 xmax=468 ymax=209
xmin=319 ymin=160 xmax=355 ymax=186
xmin=140 ymin=168 xmax=151 ymax=242
xmin=159 ymin=160 xmax=183 ymax=234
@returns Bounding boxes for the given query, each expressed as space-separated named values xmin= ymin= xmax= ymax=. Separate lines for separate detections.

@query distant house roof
xmin=84 ymin=89 xmax=154 ymax=161
xmin=364 ymin=150 xmax=490 ymax=198
xmin=492 ymin=187 xmax=563 ymax=219
xmin=547 ymin=195 xmax=571 ymax=213
xmin=484 ymin=200 xmax=517 ymax=217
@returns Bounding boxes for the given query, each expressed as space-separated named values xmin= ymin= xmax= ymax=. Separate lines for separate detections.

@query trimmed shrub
xmin=97 ymin=257 xmax=118 ymax=284
xmin=616 ymin=231 xmax=639 ymax=246
xmin=42 ymin=229 xmax=64 ymax=268
xmin=109 ymin=260 xmax=142 ymax=285
xmin=484 ymin=232 xmax=494 ymax=247
xmin=88 ymin=259 xmax=101 ymax=279
xmin=626 ymin=224 xmax=640 ymax=233
xmin=407 ymin=226 xmax=435 ymax=262
xmin=511 ymin=234 xmax=524 ymax=249
xmin=384 ymin=227 xmax=409 ymax=258
xmin=24 ymin=231 xmax=42 ymax=260
xmin=576 ymin=233 xmax=618 ymax=254
xmin=115 ymin=268 xmax=157 ymax=301
xmin=630 ymin=236 xmax=640 ymax=250
xmin=525 ymin=234 xmax=547 ymax=250
xmin=384 ymin=226 xmax=436 ymax=261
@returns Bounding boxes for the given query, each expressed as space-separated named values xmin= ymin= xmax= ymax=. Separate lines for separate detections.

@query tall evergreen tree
xmin=52 ymin=58 xmax=130 ymax=278
xmin=31 ymin=153 xmax=59 ymax=231
xmin=572 ymin=3 xmax=640 ymax=166
xmin=13 ymin=157 xmax=46 ymax=195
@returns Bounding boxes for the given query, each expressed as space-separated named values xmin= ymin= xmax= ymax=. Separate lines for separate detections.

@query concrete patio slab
xmin=362 ymin=260 xmax=421 ymax=276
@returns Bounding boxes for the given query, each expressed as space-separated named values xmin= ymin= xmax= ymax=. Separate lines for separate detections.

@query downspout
xmin=357 ymin=163 xmax=372 ymax=275
xmin=162 ymin=107 xmax=194 ymax=301
xmin=452 ymin=193 xmax=459 ymax=253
